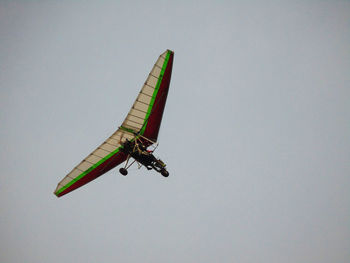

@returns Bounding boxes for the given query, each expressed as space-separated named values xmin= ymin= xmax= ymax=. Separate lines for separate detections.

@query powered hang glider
xmin=54 ymin=50 xmax=174 ymax=197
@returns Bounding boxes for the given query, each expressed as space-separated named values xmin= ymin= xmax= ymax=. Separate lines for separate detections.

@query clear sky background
xmin=1 ymin=1 xmax=349 ymax=262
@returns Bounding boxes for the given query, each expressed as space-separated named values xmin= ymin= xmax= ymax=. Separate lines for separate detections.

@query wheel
xmin=161 ymin=169 xmax=169 ymax=177
xmin=119 ymin=168 xmax=128 ymax=176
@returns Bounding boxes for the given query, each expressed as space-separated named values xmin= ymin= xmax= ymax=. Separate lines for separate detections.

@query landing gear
xmin=119 ymin=168 xmax=128 ymax=176
xmin=120 ymin=138 xmax=169 ymax=177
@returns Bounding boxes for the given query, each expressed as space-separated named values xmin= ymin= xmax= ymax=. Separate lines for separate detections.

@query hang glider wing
xmin=121 ymin=49 xmax=174 ymax=141
xmin=54 ymin=50 xmax=174 ymax=197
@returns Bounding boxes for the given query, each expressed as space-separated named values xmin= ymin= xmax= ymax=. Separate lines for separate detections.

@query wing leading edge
xmin=54 ymin=50 xmax=174 ymax=197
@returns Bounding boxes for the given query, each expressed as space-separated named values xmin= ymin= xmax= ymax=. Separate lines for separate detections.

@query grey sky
xmin=1 ymin=1 xmax=349 ymax=262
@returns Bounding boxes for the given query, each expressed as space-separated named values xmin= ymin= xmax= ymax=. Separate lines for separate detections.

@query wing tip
xmin=166 ymin=49 xmax=174 ymax=54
